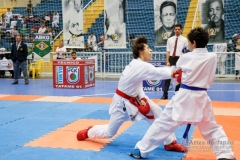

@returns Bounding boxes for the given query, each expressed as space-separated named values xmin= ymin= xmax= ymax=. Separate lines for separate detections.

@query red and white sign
xmin=52 ymin=59 xmax=95 ymax=89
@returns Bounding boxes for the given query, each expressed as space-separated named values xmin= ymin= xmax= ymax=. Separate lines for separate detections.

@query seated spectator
xmin=44 ymin=14 xmax=50 ymax=27
xmin=87 ymin=32 xmax=97 ymax=51
xmin=31 ymin=26 xmax=39 ymax=33
xmin=0 ymin=47 xmax=6 ymax=52
xmin=56 ymin=40 xmax=66 ymax=59
xmin=70 ymin=51 xmax=81 ymax=60
xmin=45 ymin=26 xmax=53 ymax=41
xmin=38 ymin=23 xmax=46 ymax=34
xmin=28 ymin=35 xmax=34 ymax=43
xmin=5 ymin=8 xmax=12 ymax=28
xmin=0 ymin=14 xmax=6 ymax=29
xmin=97 ymin=32 xmax=104 ymax=51
xmin=26 ymin=0 xmax=33 ymax=15
xmin=52 ymin=11 xmax=59 ymax=33
xmin=10 ymin=26 xmax=19 ymax=43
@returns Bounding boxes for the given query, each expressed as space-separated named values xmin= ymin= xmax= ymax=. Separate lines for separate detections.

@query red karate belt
xmin=116 ymin=89 xmax=154 ymax=119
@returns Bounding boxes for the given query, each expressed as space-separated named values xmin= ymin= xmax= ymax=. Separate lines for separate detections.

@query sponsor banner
xmin=104 ymin=0 xmax=126 ymax=49
xmin=200 ymin=0 xmax=225 ymax=43
xmin=33 ymin=34 xmax=51 ymax=60
xmin=154 ymin=0 xmax=177 ymax=46
xmin=0 ymin=59 xmax=13 ymax=70
xmin=62 ymin=0 xmax=84 ymax=48
xmin=89 ymin=65 xmax=95 ymax=82
xmin=56 ymin=66 xmax=63 ymax=84
xmin=67 ymin=66 xmax=80 ymax=84
xmin=84 ymin=66 xmax=88 ymax=84
xmin=52 ymin=60 xmax=95 ymax=89
xmin=143 ymin=61 xmax=166 ymax=92
xmin=26 ymin=43 xmax=33 ymax=59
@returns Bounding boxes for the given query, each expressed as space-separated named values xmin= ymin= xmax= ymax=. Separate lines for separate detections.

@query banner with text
xmin=33 ymin=34 xmax=51 ymax=60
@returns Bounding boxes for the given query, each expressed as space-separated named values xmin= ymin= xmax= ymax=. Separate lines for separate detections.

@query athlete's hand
xmin=172 ymin=70 xmax=182 ymax=84
xmin=166 ymin=61 xmax=170 ymax=66
xmin=140 ymin=99 xmax=146 ymax=106
xmin=138 ymin=98 xmax=150 ymax=115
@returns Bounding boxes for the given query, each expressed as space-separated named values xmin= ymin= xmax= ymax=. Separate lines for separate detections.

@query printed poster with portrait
xmin=200 ymin=0 xmax=225 ymax=43
xmin=62 ymin=0 xmax=84 ymax=48
xmin=154 ymin=0 xmax=177 ymax=46
xmin=104 ymin=0 xmax=127 ymax=49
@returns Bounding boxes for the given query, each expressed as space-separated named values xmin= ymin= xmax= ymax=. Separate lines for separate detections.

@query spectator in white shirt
xmin=70 ymin=51 xmax=81 ymax=60
xmin=38 ymin=23 xmax=46 ymax=34
xmin=88 ymin=32 xmax=97 ymax=51
xmin=52 ymin=11 xmax=59 ymax=29
xmin=0 ymin=14 xmax=7 ymax=29
xmin=44 ymin=14 xmax=50 ymax=27
xmin=56 ymin=41 xmax=67 ymax=59
xmin=10 ymin=26 xmax=19 ymax=43
xmin=5 ymin=8 xmax=13 ymax=28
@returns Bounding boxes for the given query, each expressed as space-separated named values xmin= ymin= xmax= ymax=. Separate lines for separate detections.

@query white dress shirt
xmin=167 ymin=35 xmax=188 ymax=57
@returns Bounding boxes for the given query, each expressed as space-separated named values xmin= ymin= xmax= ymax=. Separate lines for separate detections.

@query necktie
xmin=172 ymin=37 xmax=178 ymax=57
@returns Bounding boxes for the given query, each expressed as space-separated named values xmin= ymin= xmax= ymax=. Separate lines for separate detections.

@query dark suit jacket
xmin=155 ymin=26 xmax=175 ymax=46
xmin=11 ymin=41 xmax=28 ymax=62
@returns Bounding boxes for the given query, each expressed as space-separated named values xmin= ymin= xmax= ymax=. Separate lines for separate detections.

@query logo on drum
xmin=89 ymin=66 xmax=94 ymax=82
xmin=146 ymin=80 xmax=161 ymax=86
xmin=56 ymin=66 xmax=63 ymax=84
xmin=67 ymin=66 xmax=80 ymax=84
xmin=84 ymin=66 xmax=88 ymax=84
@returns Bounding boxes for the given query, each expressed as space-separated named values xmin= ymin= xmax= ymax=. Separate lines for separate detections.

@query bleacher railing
xmin=59 ymin=51 xmax=239 ymax=79
xmin=1 ymin=51 xmax=239 ymax=78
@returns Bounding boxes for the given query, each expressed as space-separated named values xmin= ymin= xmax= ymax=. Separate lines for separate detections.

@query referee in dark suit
xmin=11 ymin=35 xmax=29 ymax=85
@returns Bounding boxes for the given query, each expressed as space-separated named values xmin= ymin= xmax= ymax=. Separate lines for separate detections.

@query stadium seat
xmin=28 ymin=59 xmax=44 ymax=79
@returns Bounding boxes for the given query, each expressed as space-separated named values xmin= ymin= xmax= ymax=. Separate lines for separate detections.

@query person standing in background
xmin=161 ymin=23 xmax=188 ymax=99
xmin=52 ymin=11 xmax=59 ymax=34
xmin=5 ymin=8 xmax=12 ymax=28
xmin=56 ymin=40 xmax=67 ymax=59
xmin=235 ymin=38 xmax=240 ymax=79
xmin=11 ymin=35 xmax=29 ymax=85
xmin=87 ymin=32 xmax=97 ymax=51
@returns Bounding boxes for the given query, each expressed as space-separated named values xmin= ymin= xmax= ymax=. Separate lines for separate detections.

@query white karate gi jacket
xmin=172 ymin=48 xmax=217 ymax=122
xmin=110 ymin=58 xmax=173 ymax=121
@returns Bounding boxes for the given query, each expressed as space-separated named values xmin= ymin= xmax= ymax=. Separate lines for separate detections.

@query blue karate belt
xmin=180 ymin=84 xmax=207 ymax=91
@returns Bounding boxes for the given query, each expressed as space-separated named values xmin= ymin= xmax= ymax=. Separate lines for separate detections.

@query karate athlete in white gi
xmin=129 ymin=28 xmax=235 ymax=160
xmin=76 ymin=36 xmax=187 ymax=153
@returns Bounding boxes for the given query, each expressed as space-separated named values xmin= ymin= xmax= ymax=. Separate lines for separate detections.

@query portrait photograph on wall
xmin=200 ymin=0 xmax=225 ymax=43
xmin=62 ymin=0 xmax=84 ymax=48
xmin=104 ymin=0 xmax=127 ymax=49
xmin=154 ymin=0 xmax=177 ymax=47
